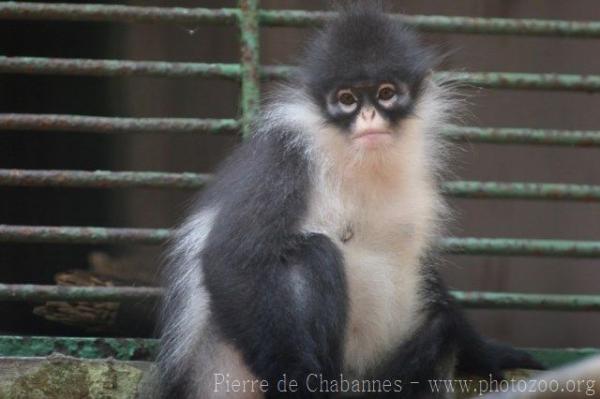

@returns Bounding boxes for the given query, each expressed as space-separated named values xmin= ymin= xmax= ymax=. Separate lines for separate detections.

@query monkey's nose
xmin=361 ymin=109 xmax=376 ymax=121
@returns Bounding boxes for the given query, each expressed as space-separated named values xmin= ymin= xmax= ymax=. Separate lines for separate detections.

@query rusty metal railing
xmin=1 ymin=1 xmax=599 ymax=363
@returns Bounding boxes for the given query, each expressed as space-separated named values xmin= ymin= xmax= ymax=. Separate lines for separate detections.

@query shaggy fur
xmin=157 ymin=4 xmax=542 ymax=398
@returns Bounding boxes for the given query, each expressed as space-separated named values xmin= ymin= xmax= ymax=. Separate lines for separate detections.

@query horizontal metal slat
xmin=442 ymin=237 xmax=600 ymax=258
xmin=443 ymin=181 xmax=600 ymax=201
xmin=443 ymin=126 xmax=600 ymax=147
xmin=0 ymin=284 xmax=161 ymax=302
xmin=1 ymin=225 xmax=600 ymax=258
xmin=0 ymin=336 xmax=158 ymax=361
xmin=2 ymin=57 xmax=600 ymax=92
xmin=2 ymin=285 xmax=599 ymax=312
xmin=453 ymin=291 xmax=600 ymax=311
xmin=0 ymin=114 xmax=239 ymax=134
xmin=2 ymin=169 xmax=600 ymax=202
xmin=2 ymin=114 xmax=600 ymax=147
xmin=0 ymin=56 xmax=244 ymax=79
xmin=0 ymin=225 xmax=169 ymax=244
xmin=0 ymin=169 xmax=212 ymax=189
xmin=0 ymin=336 xmax=595 ymax=368
xmin=2 ymin=3 xmax=600 ymax=38
xmin=0 ymin=2 xmax=239 ymax=25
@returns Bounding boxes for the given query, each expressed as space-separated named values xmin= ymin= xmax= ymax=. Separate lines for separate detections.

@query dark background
xmin=1 ymin=0 xmax=599 ymax=347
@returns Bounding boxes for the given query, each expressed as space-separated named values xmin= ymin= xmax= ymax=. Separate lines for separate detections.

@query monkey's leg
xmin=205 ymin=233 xmax=348 ymax=399
xmin=452 ymin=305 xmax=545 ymax=379
xmin=363 ymin=310 xmax=459 ymax=399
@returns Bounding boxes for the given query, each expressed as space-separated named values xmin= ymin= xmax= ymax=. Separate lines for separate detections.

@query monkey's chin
xmin=352 ymin=130 xmax=393 ymax=150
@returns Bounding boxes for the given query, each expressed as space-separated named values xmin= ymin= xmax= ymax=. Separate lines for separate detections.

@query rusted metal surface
xmin=3 ymin=170 xmax=600 ymax=202
xmin=442 ymin=181 xmax=600 ymax=201
xmin=2 ymin=284 xmax=600 ymax=312
xmin=0 ymin=337 xmax=595 ymax=369
xmin=2 ymin=114 xmax=600 ymax=147
xmin=453 ymin=291 xmax=600 ymax=311
xmin=260 ymin=10 xmax=600 ymax=38
xmin=3 ymin=3 xmax=600 ymax=38
xmin=0 ymin=114 xmax=239 ymax=134
xmin=0 ymin=336 xmax=157 ymax=361
xmin=444 ymin=126 xmax=600 ymax=147
xmin=435 ymin=71 xmax=600 ymax=92
xmin=441 ymin=237 xmax=600 ymax=258
xmin=2 ymin=225 xmax=600 ymax=258
xmin=0 ymin=225 xmax=169 ymax=244
xmin=238 ymin=0 xmax=260 ymax=138
xmin=0 ymin=2 xmax=239 ymax=25
xmin=0 ymin=169 xmax=211 ymax=189
xmin=0 ymin=284 xmax=161 ymax=302
xmin=0 ymin=56 xmax=242 ymax=79
xmin=3 ymin=57 xmax=600 ymax=92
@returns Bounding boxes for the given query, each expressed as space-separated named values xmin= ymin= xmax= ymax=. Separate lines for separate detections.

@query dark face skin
xmin=324 ymin=79 xmax=416 ymax=132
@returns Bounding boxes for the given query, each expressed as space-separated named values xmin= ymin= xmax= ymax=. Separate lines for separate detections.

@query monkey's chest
xmin=301 ymin=183 xmax=433 ymax=376
xmin=338 ymin=229 xmax=425 ymax=378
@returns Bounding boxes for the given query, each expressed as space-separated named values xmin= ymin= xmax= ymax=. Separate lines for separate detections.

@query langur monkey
xmin=157 ymin=4 xmax=542 ymax=398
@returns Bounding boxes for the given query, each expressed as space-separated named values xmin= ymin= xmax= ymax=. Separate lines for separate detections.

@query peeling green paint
xmin=4 ymin=170 xmax=600 ymax=201
xmin=3 ymin=3 xmax=600 ymax=38
xmin=0 ymin=114 xmax=239 ymax=134
xmin=0 ymin=338 xmax=598 ymax=369
xmin=0 ymin=337 xmax=157 ymax=361
xmin=3 ymin=57 xmax=600 ymax=92
xmin=238 ymin=0 xmax=260 ymax=138
xmin=0 ymin=356 xmax=148 ymax=399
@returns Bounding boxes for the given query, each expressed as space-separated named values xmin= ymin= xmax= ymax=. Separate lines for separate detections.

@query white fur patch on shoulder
xmin=159 ymin=207 xmax=218 ymax=379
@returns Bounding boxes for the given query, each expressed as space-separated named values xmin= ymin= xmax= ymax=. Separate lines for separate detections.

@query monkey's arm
xmin=199 ymin=132 xmax=348 ymax=398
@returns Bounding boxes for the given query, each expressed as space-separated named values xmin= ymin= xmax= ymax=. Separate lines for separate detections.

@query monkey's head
xmin=297 ymin=4 xmax=435 ymax=151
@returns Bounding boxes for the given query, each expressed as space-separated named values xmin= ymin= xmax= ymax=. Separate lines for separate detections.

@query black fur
xmin=158 ymin=4 xmax=543 ymax=398
xmin=362 ymin=269 xmax=543 ymax=398
xmin=298 ymin=3 xmax=434 ymax=130
xmin=202 ymin=130 xmax=349 ymax=396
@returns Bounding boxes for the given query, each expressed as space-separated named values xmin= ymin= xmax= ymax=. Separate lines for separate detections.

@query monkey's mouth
xmin=352 ymin=129 xmax=393 ymax=148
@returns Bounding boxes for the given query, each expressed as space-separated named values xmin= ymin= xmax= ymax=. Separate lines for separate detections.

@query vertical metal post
xmin=238 ymin=0 xmax=260 ymax=139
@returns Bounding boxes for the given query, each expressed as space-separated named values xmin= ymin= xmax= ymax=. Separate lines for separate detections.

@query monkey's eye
xmin=336 ymin=89 xmax=358 ymax=113
xmin=377 ymin=85 xmax=396 ymax=101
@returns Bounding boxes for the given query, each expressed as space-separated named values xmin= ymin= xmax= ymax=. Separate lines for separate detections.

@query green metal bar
xmin=0 ymin=225 xmax=169 ymax=245
xmin=2 ymin=225 xmax=600 ymax=258
xmin=0 ymin=284 xmax=161 ymax=302
xmin=4 ymin=170 xmax=600 ymax=202
xmin=0 ymin=56 xmax=243 ymax=79
xmin=443 ymin=126 xmax=600 ymax=147
xmin=0 ymin=336 xmax=158 ymax=361
xmin=0 ymin=336 xmax=594 ymax=368
xmin=442 ymin=181 xmax=600 ymax=202
xmin=453 ymin=291 xmax=600 ymax=311
xmin=435 ymin=71 xmax=600 ymax=93
xmin=0 ymin=114 xmax=239 ymax=134
xmin=3 ymin=3 xmax=600 ymax=38
xmin=0 ymin=2 xmax=239 ymax=25
xmin=238 ymin=0 xmax=260 ymax=138
xmin=0 ymin=169 xmax=212 ymax=189
xmin=441 ymin=237 xmax=600 ymax=258
xmin=0 ymin=334 xmax=594 ymax=368
xmin=527 ymin=348 xmax=600 ymax=369
xmin=260 ymin=10 xmax=600 ymax=38
xmin=3 ymin=57 xmax=600 ymax=92
xmin=2 ymin=285 xmax=600 ymax=312
xmin=2 ymin=114 xmax=600 ymax=147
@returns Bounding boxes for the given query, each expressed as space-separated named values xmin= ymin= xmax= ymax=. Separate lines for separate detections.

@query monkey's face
xmin=324 ymin=80 xmax=417 ymax=149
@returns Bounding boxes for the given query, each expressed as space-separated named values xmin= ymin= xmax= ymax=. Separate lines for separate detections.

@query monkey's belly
xmin=340 ymin=244 xmax=425 ymax=378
